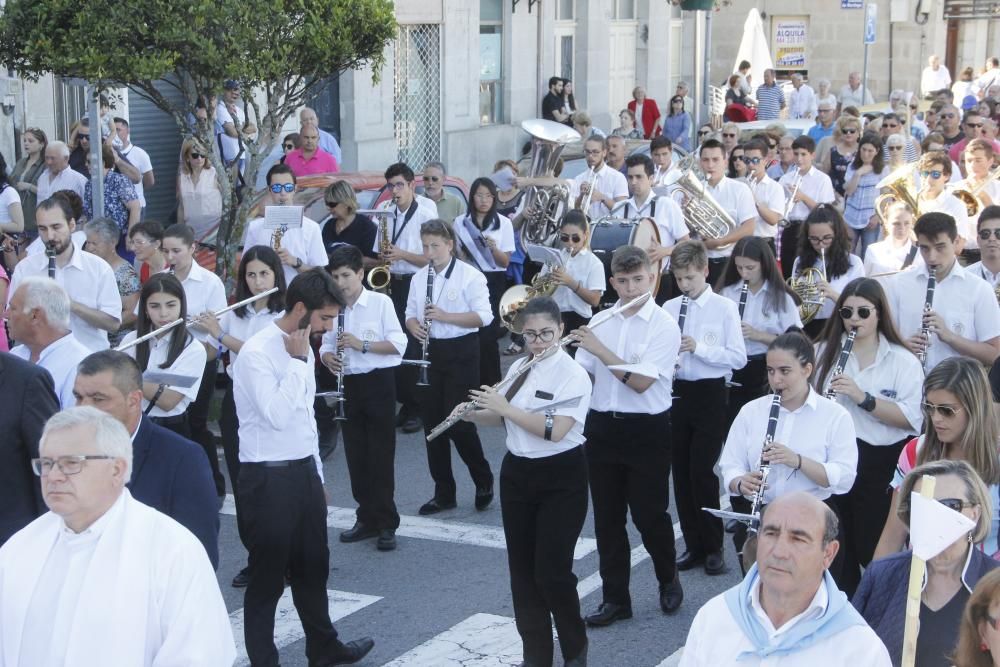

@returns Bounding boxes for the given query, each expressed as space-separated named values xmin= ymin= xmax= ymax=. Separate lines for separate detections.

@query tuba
xmin=518 ymin=119 xmax=581 ymax=248
xmin=950 ymin=165 xmax=1000 ymax=218
xmin=788 ymin=267 xmax=826 ymax=324
xmin=874 ymin=163 xmax=920 ymax=224
xmin=665 ymin=157 xmax=739 ymax=250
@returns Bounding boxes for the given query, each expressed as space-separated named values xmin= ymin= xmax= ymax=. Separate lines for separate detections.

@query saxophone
xmin=366 ymin=213 xmax=392 ymax=291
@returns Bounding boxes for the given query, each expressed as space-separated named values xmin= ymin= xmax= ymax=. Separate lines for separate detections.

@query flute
xmin=427 ymin=291 xmax=654 ymax=441
xmin=824 ymin=328 xmax=857 ymax=400
xmin=918 ymin=271 xmax=936 ymax=369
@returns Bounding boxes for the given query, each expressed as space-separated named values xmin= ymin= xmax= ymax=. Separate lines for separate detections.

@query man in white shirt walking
xmin=36 ymin=141 xmax=88 ymax=203
xmin=679 ymin=492 xmax=891 ymax=666
xmin=839 ymin=71 xmax=875 ymax=110
xmin=921 ymin=55 xmax=952 ymax=99
xmin=789 ymin=74 xmax=818 ymax=120
xmin=113 ymin=117 xmax=155 ymax=219
xmin=0 ymin=407 xmax=236 ymax=667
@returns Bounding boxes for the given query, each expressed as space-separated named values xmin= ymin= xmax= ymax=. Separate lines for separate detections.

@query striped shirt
xmin=754 ymin=84 xmax=784 ymax=121
xmin=843 ymin=166 xmax=887 ymax=230
xmin=882 ymin=139 xmax=919 ymax=165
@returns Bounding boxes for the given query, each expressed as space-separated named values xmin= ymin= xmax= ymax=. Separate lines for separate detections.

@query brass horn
xmin=787 ymin=267 xmax=826 ymax=325
xmin=950 ymin=164 xmax=1000 ymax=218
xmin=666 ymin=165 xmax=740 ymax=250
xmin=874 ymin=163 xmax=920 ymax=225
xmin=519 ymin=119 xmax=581 ymax=248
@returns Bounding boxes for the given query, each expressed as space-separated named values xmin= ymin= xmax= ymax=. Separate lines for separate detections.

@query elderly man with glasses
xmin=422 ymin=161 xmax=464 ymax=222
xmin=0 ymin=407 xmax=236 ymax=666
xmin=807 ymin=103 xmax=838 ymax=143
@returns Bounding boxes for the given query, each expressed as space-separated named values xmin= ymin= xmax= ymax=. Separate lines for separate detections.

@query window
xmin=480 ymin=0 xmax=504 ymax=125
xmin=557 ymin=0 xmax=574 ymax=20
xmin=615 ymin=0 xmax=635 ymax=20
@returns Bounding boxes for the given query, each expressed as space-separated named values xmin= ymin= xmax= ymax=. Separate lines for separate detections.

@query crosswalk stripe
xmin=228 ymin=588 xmax=381 ymax=667
xmin=380 ymin=613 xmax=528 ymax=666
xmin=220 ymin=495 xmax=598 ymax=559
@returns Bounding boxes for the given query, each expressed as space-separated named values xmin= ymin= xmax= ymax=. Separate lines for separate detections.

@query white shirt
xmin=975 ymin=68 xmax=1000 ymax=96
xmin=779 ymin=167 xmax=836 ymax=222
xmin=119 ymin=143 xmax=153 ymax=207
xmin=217 ymin=304 xmax=282 ymax=378
xmin=954 ymin=178 xmax=1000 ymax=250
xmin=503 ymin=349 xmax=592 ymax=459
xmin=405 ymin=257 xmax=493 ymax=339
xmin=922 ymin=65 xmax=952 ymax=97
xmin=746 ymin=174 xmax=786 ymax=239
xmin=215 ymin=102 xmax=244 ymax=163
xmin=233 ymin=321 xmax=322 ymax=475
xmin=967 ymin=260 xmax=1000 ymax=288
xmin=177 ymin=263 xmax=228 ymax=345
xmin=541 ymin=248 xmax=606 ymax=318
xmin=373 ymin=199 xmax=438 ymax=275
xmin=319 ymin=288 xmax=406 ymax=375
xmin=575 ymin=296 xmax=680 ymax=414
xmin=720 ymin=282 xmax=802 ymax=356
xmin=721 ymin=389 xmax=858 ymax=503
xmin=864 ymin=239 xmax=925 ymax=278
xmin=789 ymin=84 xmax=818 ymax=119
xmin=452 ymin=213 xmax=516 ymax=273
xmin=663 ymin=288 xmax=747 ymax=381
xmin=680 ymin=578 xmax=892 ymax=667
xmin=791 ymin=253 xmax=865 ymax=321
xmin=243 ymin=213 xmax=327 ymax=286
xmin=886 ymin=260 xmax=1000 ymax=369
xmin=8 ymin=246 xmax=121 ymax=352
xmin=570 ymin=163 xmax=628 ymax=220
xmin=703 ymin=177 xmax=757 ymax=259
xmin=119 ymin=330 xmax=207 ymax=417
xmin=920 ymin=191 xmax=973 ymax=247
xmin=36 ymin=166 xmax=88 ymax=202
xmin=815 ymin=334 xmax=924 ymax=446
xmin=0 ymin=187 xmax=20 ymax=225
xmin=652 ymin=163 xmax=681 ymax=194
xmin=838 ymin=84 xmax=875 ymax=109
xmin=10 ymin=333 xmax=91 ymax=408
xmin=612 ymin=194 xmax=688 ymax=271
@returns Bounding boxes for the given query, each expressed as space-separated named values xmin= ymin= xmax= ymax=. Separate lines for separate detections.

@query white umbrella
xmin=733 ymin=8 xmax=774 ymax=94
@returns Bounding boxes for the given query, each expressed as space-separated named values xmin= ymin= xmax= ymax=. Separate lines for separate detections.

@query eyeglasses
xmin=130 ymin=237 xmax=153 ymax=248
xmin=31 ymin=455 xmax=114 ymax=476
xmin=920 ymin=170 xmax=943 ymax=179
xmin=426 ymin=176 xmax=441 ymax=182
xmin=560 ymin=233 xmax=583 ymax=243
xmin=189 ymin=152 xmax=204 ymax=159
xmin=388 ymin=181 xmax=409 ymax=191
xmin=843 ymin=128 xmax=858 ymax=135
xmin=269 ymin=183 xmax=295 ymax=193
xmin=839 ymin=306 xmax=875 ymax=319
xmin=522 ymin=329 xmax=557 ymax=343
xmin=740 ymin=156 xmax=762 ymax=165
xmin=937 ymin=498 xmax=978 ymax=513
xmin=722 ymin=133 xmax=737 ymax=138
xmin=888 ymin=146 xmax=904 ymax=151
xmin=922 ymin=402 xmax=964 ymax=418
xmin=807 ymin=234 xmax=835 ymax=244
xmin=283 ymin=143 xmax=294 ymax=150
xmin=967 ymin=122 xmax=985 ymax=129
xmin=697 ymin=130 xmax=711 ymax=136
xmin=980 ymin=228 xmax=1000 ymax=240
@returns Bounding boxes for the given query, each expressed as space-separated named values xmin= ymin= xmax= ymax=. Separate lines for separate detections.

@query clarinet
xmin=824 ymin=329 xmax=857 ymax=400
xmin=918 ymin=271 xmax=936 ymax=370
xmin=45 ymin=242 xmax=56 ymax=279
xmin=674 ymin=294 xmax=690 ymax=374
xmin=417 ymin=265 xmax=435 ymax=387
xmin=738 ymin=280 xmax=749 ymax=319
xmin=749 ymin=392 xmax=782 ymax=531
xmin=333 ymin=311 xmax=347 ymax=421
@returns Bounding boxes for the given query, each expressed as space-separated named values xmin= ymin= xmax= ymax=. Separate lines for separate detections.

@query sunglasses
xmin=937 ymin=498 xmax=977 ymax=513
xmin=740 ymin=156 xmax=762 ymax=165
xmin=560 ymin=233 xmax=583 ymax=243
xmin=426 ymin=176 xmax=441 ymax=182
xmin=843 ymin=128 xmax=858 ymax=135
xmin=888 ymin=146 xmax=904 ymax=151
xmin=920 ymin=170 xmax=943 ymax=179
xmin=922 ymin=401 xmax=964 ymax=418
xmin=839 ymin=306 xmax=875 ymax=319
xmin=722 ymin=133 xmax=737 ymax=138
xmin=325 ymin=200 xmax=339 ymax=208
xmin=269 ymin=183 xmax=296 ymax=193
xmin=967 ymin=122 xmax=985 ymax=129
xmin=283 ymin=143 xmax=294 ymax=150
xmin=189 ymin=152 xmax=204 ymax=159
xmin=980 ymin=228 xmax=1000 ymax=240
xmin=698 ymin=130 xmax=711 ymax=136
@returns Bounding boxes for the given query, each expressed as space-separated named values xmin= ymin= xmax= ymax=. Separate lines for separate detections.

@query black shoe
xmin=659 ymin=571 xmax=683 ymax=614
xmin=395 ymin=407 xmax=408 ymax=428
xmin=418 ymin=498 xmax=457 ymax=515
xmin=584 ymin=602 xmax=632 ymax=627
xmin=402 ymin=416 xmax=422 ymax=434
xmin=231 ymin=567 xmax=250 ymax=588
xmin=320 ymin=637 xmax=375 ymax=666
xmin=474 ymin=483 xmax=494 ymax=511
xmin=340 ymin=521 xmax=379 ymax=543
xmin=377 ymin=529 xmax=397 ymax=551
xmin=704 ymin=550 xmax=726 ymax=575
xmin=676 ymin=550 xmax=705 ymax=570
xmin=725 ymin=518 xmax=740 ymax=533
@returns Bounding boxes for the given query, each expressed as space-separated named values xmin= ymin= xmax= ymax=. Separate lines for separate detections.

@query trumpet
xmin=775 ymin=172 xmax=803 ymax=260
xmin=426 ymin=291 xmax=654 ymax=441
xmin=332 ymin=311 xmax=347 ymax=421
xmin=359 ymin=208 xmax=395 ymax=292
xmin=951 ymin=165 xmax=1000 ymax=218
xmin=824 ymin=329 xmax=857 ymax=400
xmin=579 ymin=166 xmax=599 ymax=216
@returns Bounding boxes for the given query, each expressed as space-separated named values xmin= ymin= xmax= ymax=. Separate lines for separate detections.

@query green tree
xmin=0 ymin=0 xmax=396 ymax=279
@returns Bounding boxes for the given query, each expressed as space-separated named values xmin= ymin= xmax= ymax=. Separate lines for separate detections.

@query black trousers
xmin=390 ymin=274 xmax=420 ymax=416
xmin=219 ymin=381 xmax=249 ymax=551
xmin=479 ymin=271 xmax=507 ymax=387
xmin=561 ymin=311 xmax=589 ymax=359
xmin=420 ymin=333 xmax=493 ymax=502
xmin=707 ymin=257 xmax=728 ymax=290
xmin=239 ymin=458 xmax=341 ymax=666
xmin=834 ymin=437 xmax=909 ymax=597
xmin=150 ymin=412 xmax=191 ymax=439
xmin=779 ymin=221 xmax=803 ymax=281
xmin=584 ymin=410 xmax=676 ymax=606
xmin=672 ymin=378 xmax=728 ymax=556
xmin=188 ymin=357 xmax=225 ymax=495
xmin=501 ymin=447 xmax=588 ymax=665
xmin=726 ymin=355 xmax=768 ymax=431
xmin=343 ymin=368 xmax=400 ymax=530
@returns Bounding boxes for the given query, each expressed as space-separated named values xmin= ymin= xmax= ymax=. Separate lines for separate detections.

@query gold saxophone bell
xmin=271 ymin=226 xmax=285 ymax=252
xmin=788 ymin=267 xmax=826 ymax=324
xmin=367 ymin=214 xmax=393 ymax=291
xmin=951 ymin=165 xmax=1000 ymax=218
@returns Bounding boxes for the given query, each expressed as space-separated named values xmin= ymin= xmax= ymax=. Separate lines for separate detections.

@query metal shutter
xmin=125 ymin=83 xmax=186 ymax=223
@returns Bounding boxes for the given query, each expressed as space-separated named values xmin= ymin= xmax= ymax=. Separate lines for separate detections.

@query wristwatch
xmin=543 ymin=410 xmax=555 ymax=441
xmin=293 ymin=258 xmax=303 ymax=269
xmin=858 ymin=392 xmax=877 ymax=412
xmin=362 ymin=340 xmax=370 ymax=354
xmin=291 ymin=354 xmax=308 ymax=363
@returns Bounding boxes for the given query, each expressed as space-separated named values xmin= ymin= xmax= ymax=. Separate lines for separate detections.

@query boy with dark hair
xmin=777 ymin=135 xmax=836 ymax=278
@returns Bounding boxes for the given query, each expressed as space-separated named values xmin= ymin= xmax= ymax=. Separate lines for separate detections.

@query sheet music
xmin=525 ymin=243 xmax=564 ymax=267
xmin=489 ymin=167 xmax=516 ymax=192
xmin=264 ymin=205 xmax=304 ymax=230
xmin=143 ymin=371 xmax=199 ymax=388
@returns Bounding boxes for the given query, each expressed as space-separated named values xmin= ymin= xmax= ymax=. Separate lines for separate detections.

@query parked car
xmin=735 ymin=118 xmax=815 ymax=142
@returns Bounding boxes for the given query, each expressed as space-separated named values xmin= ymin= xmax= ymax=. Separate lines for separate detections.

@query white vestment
xmin=0 ymin=489 xmax=235 ymax=667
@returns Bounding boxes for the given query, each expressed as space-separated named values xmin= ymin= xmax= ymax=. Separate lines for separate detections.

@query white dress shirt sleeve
xmin=691 ymin=297 xmax=747 ymax=370
xmin=496 ymin=215 xmax=516 ymax=253
xmin=584 ymin=254 xmax=607 ymax=290
xmin=609 ymin=170 xmax=629 ymax=201
xmin=319 ymin=329 xmax=337 ymax=357
xmin=205 ymin=273 xmax=228 ymax=313
xmin=243 ymin=218 xmax=265 ymax=249
xmin=661 ymin=197 xmax=689 ymax=242
xmin=821 ymin=405 xmax=859 ymax=494
xmin=95 ymin=262 xmax=124 ymax=324
xmin=973 ymin=278 xmax=1000 ymax=342
xmin=468 ymin=270 xmax=494 ymax=327
xmin=720 ymin=404 xmax=754 ymax=494
xmin=733 ymin=181 xmax=757 ymax=224
xmin=239 ymin=352 xmax=314 ymax=431
xmin=644 ymin=311 xmax=682 ymax=380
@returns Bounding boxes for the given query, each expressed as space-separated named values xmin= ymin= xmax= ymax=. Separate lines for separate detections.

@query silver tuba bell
xmin=518 ymin=119 xmax=581 ymax=248
xmin=664 ymin=156 xmax=740 ymax=251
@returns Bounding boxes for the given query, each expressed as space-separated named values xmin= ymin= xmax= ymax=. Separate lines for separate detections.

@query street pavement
xmin=213 ymin=352 xmax=742 ymax=666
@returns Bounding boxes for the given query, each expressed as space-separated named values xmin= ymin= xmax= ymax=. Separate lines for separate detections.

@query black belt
xmin=708 ymin=257 xmax=727 ymax=264
xmin=674 ymin=377 xmax=727 ymax=387
xmin=245 ymin=456 xmax=314 ymax=468
xmin=594 ymin=409 xmax=648 ymax=420
xmin=747 ymin=353 xmax=766 ymax=361
xmin=150 ymin=413 xmax=188 ymax=426
xmin=390 ymin=273 xmax=414 ymax=281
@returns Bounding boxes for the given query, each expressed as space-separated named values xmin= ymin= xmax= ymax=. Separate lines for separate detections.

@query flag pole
xmin=901 ymin=474 xmax=936 ymax=667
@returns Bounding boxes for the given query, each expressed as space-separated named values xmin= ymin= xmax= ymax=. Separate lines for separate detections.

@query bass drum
xmin=589 ymin=216 xmax=662 ymax=308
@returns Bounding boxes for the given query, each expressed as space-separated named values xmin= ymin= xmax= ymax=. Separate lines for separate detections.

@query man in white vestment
xmin=0 ymin=406 xmax=236 ymax=667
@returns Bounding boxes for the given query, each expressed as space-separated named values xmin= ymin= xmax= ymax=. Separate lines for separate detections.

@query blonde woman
xmin=176 ymin=138 xmax=223 ymax=246
xmin=319 ymin=180 xmax=377 ymax=268
xmin=818 ymin=115 xmax=864 ymax=199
